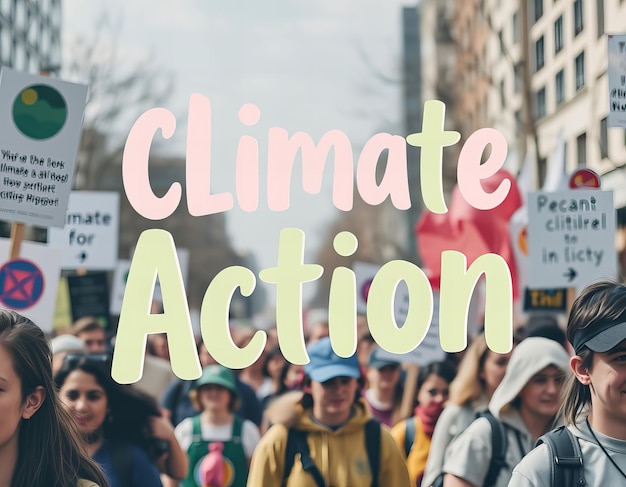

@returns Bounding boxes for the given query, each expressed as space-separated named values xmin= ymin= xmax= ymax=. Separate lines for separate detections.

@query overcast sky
xmin=62 ymin=0 xmax=411 ymax=307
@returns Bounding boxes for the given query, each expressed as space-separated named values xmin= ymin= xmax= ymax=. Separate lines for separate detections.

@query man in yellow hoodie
xmin=247 ymin=337 xmax=411 ymax=487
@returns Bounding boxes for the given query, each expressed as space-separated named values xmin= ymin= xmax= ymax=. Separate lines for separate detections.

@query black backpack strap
xmin=365 ymin=419 xmax=381 ymax=487
xmin=478 ymin=411 xmax=508 ymax=487
xmin=110 ymin=442 xmax=133 ymax=487
xmin=536 ymin=426 xmax=584 ymax=487
xmin=404 ymin=417 xmax=416 ymax=458
xmin=282 ymin=429 xmax=325 ymax=487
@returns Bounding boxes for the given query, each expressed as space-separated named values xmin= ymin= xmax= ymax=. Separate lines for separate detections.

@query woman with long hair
xmin=55 ymin=352 xmax=188 ymax=487
xmin=0 ymin=308 xmax=108 ymax=487
xmin=422 ymin=333 xmax=512 ymax=486
xmin=510 ymin=281 xmax=626 ymax=486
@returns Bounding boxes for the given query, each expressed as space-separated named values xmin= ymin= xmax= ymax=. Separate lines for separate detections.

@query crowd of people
xmin=4 ymin=279 xmax=626 ymax=486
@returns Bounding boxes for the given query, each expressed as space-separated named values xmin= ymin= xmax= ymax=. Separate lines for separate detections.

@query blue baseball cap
xmin=304 ymin=337 xmax=361 ymax=383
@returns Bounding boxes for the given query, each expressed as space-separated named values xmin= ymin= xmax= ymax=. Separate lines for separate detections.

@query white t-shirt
xmin=509 ymin=420 xmax=626 ymax=487
xmin=174 ymin=416 xmax=261 ymax=460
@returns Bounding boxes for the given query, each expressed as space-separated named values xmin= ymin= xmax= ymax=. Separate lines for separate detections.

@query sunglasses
xmin=62 ymin=352 xmax=111 ymax=370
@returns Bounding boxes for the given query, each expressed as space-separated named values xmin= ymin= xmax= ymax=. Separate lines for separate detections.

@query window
xmin=535 ymin=36 xmax=545 ymax=71
xmin=534 ymin=0 xmax=544 ymax=21
xmin=555 ymin=69 xmax=565 ymax=104
xmin=600 ymin=117 xmax=608 ymax=159
xmin=554 ymin=16 xmax=563 ymax=53
xmin=538 ymin=157 xmax=547 ymax=187
xmin=597 ymin=0 xmax=604 ymax=38
xmin=514 ymin=62 xmax=523 ymax=93
xmin=535 ymin=86 xmax=547 ymax=119
xmin=575 ymin=51 xmax=585 ymax=90
xmin=574 ymin=0 xmax=584 ymax=36
xmin=512 ymin=11 xmax=520 ymax=43
xmin=500 ymin=79 xmax=506 ymax=108
xmin=577 ymin=132 xmax=587 ymax=166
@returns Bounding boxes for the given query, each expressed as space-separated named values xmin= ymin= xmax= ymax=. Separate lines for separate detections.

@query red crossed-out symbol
xmin=0 ymin=259 xmax=45 ymax=310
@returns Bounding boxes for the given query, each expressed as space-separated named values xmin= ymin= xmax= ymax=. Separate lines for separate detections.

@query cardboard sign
xmin=0 ymin=68 xmax=87 ymax=227
xmin=67 ymin=272 xmax=110 ymax=329
xmin=528 ymin=190 xmax=617 ymax=288
xmin=523 ymin=288 xmax=568 ymax=313
xmin=48 ymin=191 xmax=120 ymax=270
xmin=608 ymin=34 xmax=626 ymax=128
xmin=0 ymin=238 xmax=61 ymax=332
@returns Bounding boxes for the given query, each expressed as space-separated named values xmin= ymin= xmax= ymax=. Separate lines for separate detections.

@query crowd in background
xmin=5 ymin=279 xmax=626 ymax=486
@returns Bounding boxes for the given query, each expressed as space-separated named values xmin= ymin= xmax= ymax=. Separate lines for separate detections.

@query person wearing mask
xmin=247 ymin=336 xmax=411 ymax=486
xmin=510 ymin=281 xmax=626 ymax=486
xmin=391 ymin=361 xmax=456 ymax=486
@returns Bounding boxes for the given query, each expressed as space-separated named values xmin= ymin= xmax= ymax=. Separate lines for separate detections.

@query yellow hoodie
xmin=247 ymin=392 xmax=411 ymax=487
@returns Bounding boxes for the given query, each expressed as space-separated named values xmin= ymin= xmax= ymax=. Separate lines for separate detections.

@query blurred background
xmin=1 ymin=0 xmax=625 ymax=331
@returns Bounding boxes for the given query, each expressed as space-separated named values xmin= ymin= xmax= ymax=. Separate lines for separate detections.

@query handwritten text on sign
xmin=528 ymin=189 xmax=616 ymax=288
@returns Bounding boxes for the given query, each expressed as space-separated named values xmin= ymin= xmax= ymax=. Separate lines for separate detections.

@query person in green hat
xmin=172 ymin=365 xmax=260 ymax=487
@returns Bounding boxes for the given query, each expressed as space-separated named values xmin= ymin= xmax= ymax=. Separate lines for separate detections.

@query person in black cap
xmin=510 ymin=280 xmax=626 ymax=486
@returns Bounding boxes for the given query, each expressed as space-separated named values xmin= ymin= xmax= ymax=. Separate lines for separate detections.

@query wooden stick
xmin=400 ymin=364 xmax=419 ymax=420
xmin=9 ymin=223 xmax=25 ymax=260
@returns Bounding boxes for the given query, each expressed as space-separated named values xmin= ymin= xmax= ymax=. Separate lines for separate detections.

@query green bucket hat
xmin=192 ymin=365 xmax=238 ymax=398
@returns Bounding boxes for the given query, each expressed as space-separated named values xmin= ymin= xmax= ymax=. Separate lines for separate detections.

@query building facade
xmin=0 ymin=0 xmax=62 ymax=73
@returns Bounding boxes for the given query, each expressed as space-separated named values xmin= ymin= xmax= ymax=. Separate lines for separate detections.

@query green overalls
xmin=182 ymin=415 xmax=248 ymax=487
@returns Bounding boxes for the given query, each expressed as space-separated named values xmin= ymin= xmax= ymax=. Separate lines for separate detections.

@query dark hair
xmin=70 ymin=316 xmax=104 ymax=336
xmin=55 ymin=353 xmax=165 ymax=460
xmin=0 ymin=309 xmax=108 ymax=487
xmin=561 ymin=280 xmax=626 ymax=425
xmin=261 ymin=346 xmax=285 ymax=378
xmin=416 ymin=361 xmax=457 ymax=403
xmin=522 ymin=315 xmax=567 ymax=349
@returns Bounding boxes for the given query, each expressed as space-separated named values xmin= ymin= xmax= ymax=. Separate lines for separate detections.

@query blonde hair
xmin=448 ymin=333 xmax=490 ymax=406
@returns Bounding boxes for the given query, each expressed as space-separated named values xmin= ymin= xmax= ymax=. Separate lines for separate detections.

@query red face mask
xmin=415 ymin=400 xmax=445 ymax=437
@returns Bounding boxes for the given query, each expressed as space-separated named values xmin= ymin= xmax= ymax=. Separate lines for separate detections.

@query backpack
xmin=535 ymin=426 xmax=585 ymax=487
xmin=282 ymin=418 xmax=381 ymax=487
xmin=430 ymin=410 xmax=508 ymax=487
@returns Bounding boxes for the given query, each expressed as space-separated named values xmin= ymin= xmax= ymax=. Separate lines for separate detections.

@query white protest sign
xmin=528 ymin=189 xmax=617 ymax=288
xmin=47 ymin=191 xmax=120 ymax=270
xmin=0 ymin=68 xmax=87 ymax=227
xmin=353 ymin=261 xmax=446 ymax=366
xmin=110 ymin=248 xmax=190 ymax=315
xmin=0 ymin=238 xmax=61 ymax=332
xmin=608 ymin=34 xmax=626 ymax=128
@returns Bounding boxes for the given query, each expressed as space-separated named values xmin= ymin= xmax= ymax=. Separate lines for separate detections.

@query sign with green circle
xmin=12 ymin=84 xmax=68 ymax=140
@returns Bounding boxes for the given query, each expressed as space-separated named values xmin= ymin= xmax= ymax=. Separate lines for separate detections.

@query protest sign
xmin=528 ymin=189 xmax=617 ymax=288
xmin=48 ymin=191 xmax=120 ymax=270
xmin=0 ymin=238 xmax=61 ymax=332
xmin=0 ymin=68 xmax=87 ymax=227
xmin=608 ymin=34 xmax=626 ymax=128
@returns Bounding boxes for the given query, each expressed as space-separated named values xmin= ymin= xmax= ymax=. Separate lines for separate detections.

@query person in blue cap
xmin=247 ymin=336 xmax=410 ymax=486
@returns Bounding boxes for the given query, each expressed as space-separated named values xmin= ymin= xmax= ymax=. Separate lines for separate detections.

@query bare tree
xmin=62 ymin=9 xmax=175 ymax=190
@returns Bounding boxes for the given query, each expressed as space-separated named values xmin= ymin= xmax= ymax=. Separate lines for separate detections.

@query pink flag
xmin=416 ymin=169 xmax=523 ymax=298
